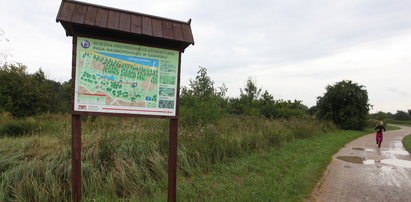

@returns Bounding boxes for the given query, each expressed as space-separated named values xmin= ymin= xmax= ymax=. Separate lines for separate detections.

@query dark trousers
xmin=376 ymin=133 xmax=383 ymax=148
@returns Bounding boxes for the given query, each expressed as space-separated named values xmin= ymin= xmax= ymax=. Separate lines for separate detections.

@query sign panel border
xmin=71 ymin=36 xmax=181 ymax=118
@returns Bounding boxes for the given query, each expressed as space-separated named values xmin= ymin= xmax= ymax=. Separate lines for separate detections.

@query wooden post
xmin=168 ymin=118 xmax=178 ymax=202
xmin=72 ymin=114 xmax=82 ymax=202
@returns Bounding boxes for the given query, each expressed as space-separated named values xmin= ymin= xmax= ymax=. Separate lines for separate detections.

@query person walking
xmin=375 ymin=121 xmax=386 ymax=148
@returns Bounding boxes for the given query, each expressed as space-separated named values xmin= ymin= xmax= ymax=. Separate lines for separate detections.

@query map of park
xmin=77 ymin=50 xmax=161 ymax=109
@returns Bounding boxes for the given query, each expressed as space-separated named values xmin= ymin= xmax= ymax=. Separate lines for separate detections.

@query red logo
xmin=78 ymin=105 xmax=87 ymax=110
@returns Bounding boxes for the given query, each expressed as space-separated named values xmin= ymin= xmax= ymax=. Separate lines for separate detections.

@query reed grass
xmin=0 ymin=114 xmax=336 ymax=201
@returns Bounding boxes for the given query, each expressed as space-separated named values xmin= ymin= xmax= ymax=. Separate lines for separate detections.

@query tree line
xmin=180 ymin=67 xmax=409 ymax=130
xmin=1 ymin=63 xmax=409 ymax=129
xmin=180 ymin=67 xmax=311 ymax=126
xmin=0 ymin=63 xmax=71 ymax=117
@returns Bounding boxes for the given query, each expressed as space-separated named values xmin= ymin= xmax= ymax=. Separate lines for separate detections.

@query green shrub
xmin=180 ymin=98 xmax=224 ymax=126
xmin=0 ymin=112 xmax=13 ymax=125
xmin=0 ymin=118 xmax=40 ymax=137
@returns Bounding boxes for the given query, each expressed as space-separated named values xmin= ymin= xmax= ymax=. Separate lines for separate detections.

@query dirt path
xmin=310 ymin=125 xmax=411 ymax=202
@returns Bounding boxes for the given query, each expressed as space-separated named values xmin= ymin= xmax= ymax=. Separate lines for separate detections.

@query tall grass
xmin=403 ymin=134 xmax=411 ymax=153
xmin=387 ymin=120 xmax=411 ymax=127
xmin=173 ymin=130 xmax=371 ymax=201
xmin=0 ymin=113 xmax=336 ymax=201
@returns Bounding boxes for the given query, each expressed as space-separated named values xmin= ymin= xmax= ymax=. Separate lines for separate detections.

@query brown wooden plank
xmin=130 ymin=15 xmax=142 ymax=34
xmin=107 ymin=10 xmax=120 ymax=30
xmin=84 ymin=6 xmax=97 ymax=25
xmin=58 ymin=1 xmax=76 ymax=22
xmin=119 ymin=12 xmax=131 ymax=32
xmin=95 ymin=8 xmax=109 ymax=28
xmin=71 ymin=4 xmax=88 ymax=24
xmin=152 ymin=19 xmax=163 ymax=38
xmin=71 ymin=114 xmax=82 ymax=202
xmin=182 ymin=24 xmax=194 ymax=44
xmin=162 ymin=21 xmax=174 ymax=39
xmin=167 ymin=118 xmax=178 ymax=202
xmin=172 ymin=23 xmax=184 ymax=41
xmin=142 ymin=16 xmax=152 ymax=35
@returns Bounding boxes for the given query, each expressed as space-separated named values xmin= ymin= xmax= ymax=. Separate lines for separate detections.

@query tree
xmin=393 ymin=110 xmax=410 ymax=121
xmin=316 ymin=80 xmax=370 ymax=130
xmin=0 ymin=63 xmax=35 ymax=117
xmin=185 ymin=66 xmax=215 ymax=99
xmin=180 ymin=66 xmax=227 ymax=126
xmin=260 ymin=90 xmax=274 ymax=105
xmin=0 ymin=63 xmax=72 ymax=117
xmin=370 ymin=111 xmax=390 ymax=121
xmin=237 ymin=77 xmax=262 ymax=115
xmin=240 ymin=77 xmax=262 ymax=104
xmin=258 ymin=90 xmax=276 ymax=118
xmin=308 ymin=106 xmax=318 ymax=116
xmin=270 ymin=99 xmax=308 ymax=119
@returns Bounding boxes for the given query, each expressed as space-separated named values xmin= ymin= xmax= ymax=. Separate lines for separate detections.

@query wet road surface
xmin=310 ymin=125 xmax=411 ymax=202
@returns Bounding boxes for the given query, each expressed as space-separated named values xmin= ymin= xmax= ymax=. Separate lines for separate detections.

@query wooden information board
xmin=56 ymin=0 xmax=194 ymax=201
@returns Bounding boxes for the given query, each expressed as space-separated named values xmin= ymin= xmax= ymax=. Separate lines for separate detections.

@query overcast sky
xmin=1 ymin=0 xmax=410 ymax=113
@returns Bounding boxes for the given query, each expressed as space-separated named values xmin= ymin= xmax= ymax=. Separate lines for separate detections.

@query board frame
xmin=71 ymin=35 xmax=182 ymax=119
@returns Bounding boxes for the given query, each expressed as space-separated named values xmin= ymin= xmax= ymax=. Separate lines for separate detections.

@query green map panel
xmin=74 ymin=37 xmax=179 ymax=116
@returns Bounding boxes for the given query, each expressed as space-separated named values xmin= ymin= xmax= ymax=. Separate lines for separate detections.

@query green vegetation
xmin=171 ymin=130 xmax=370 ymax=201
xmin=385 ymin=125 xmax=401 ymax=131
xmin=369 ymin=111 xmax=411 ymax=126
xmin=180 ymin=67 xmax=227 ymax=126
xmin=0 ymin=118 xmax=41 ymax=137
xmin=316 ymin=80 xmax=370 ymax=130
xmin=0 ymin=63 xmax=71 ymax=117
xmin=180 ymin=67 xmax=312 ymax=126
xmin=387 ymin=120 xmax=411 ymax=127
xmin=403 ymin=134 xmax=411 ymax=153
xmin=0 ymin=114 xmax=336 ymax=201
xmin=365 ymin=119 xmax=400 ymax=131
xmin=2 ymin=63 xmax=409 ymax=201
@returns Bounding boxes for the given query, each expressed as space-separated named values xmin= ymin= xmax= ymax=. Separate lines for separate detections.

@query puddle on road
xmin=352 ymin=148 xmax=375 ymax=152
xmin=339 ymin=141 xmax=411 ymax=168
xmin=381 ymin=159 xmax=411 ymax=168
xmin=337 ymin=156 xmax=364 ymax=164
xmin=362 ymin=159 xmax=375 ymax=165
xmin=393 ymin=141 xmax=403 ymax=148
xmin=337 ymin=156 xmax=411 ymax=168
xmin=381 ymin=150 xmax=409 ymax=156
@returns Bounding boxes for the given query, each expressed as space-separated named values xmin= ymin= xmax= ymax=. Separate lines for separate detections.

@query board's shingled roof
xmin=56 ymin=0 xmax=194 ymax=51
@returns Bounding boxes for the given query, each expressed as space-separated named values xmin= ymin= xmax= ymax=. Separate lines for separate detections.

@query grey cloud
xmin=185 ymin=0 xmax=411 ymax=70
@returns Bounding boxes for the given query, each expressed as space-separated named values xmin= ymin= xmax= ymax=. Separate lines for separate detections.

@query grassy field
xmin=0 ymin=113 xmax=338 ymax=201
xmin=146 ymin=130 xmax=372 ymax=201
xmin=403 ymin=134 xmax=411 ymax=153
xmin=387 ymin=120 xmax=411 ymax=127
xmin=386 ymin=125 xmax=401 ymax=131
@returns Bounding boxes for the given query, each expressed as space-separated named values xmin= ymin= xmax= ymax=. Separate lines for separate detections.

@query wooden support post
xmin=168 ymin=118 xmax=178 ymax=202
xmin=72 ymin=114 xmax=82 ymax=202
